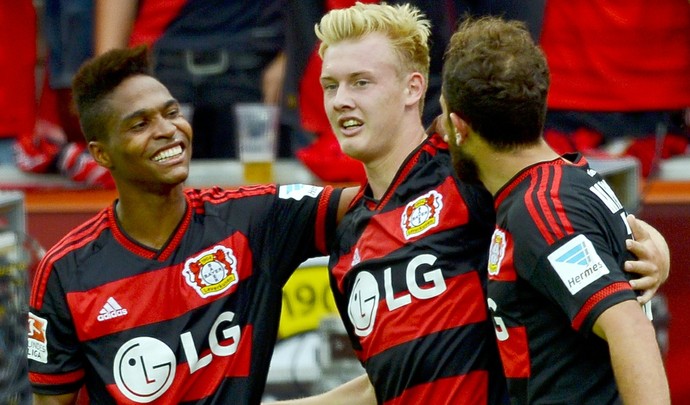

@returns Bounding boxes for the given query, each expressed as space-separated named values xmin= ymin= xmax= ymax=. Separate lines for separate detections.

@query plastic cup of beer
xmin=234 ymin=103 xmax=279 ymax=184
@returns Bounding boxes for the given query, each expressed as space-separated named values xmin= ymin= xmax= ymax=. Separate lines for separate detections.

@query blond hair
xmin=315 ymin=2 xmax=431 ymax=82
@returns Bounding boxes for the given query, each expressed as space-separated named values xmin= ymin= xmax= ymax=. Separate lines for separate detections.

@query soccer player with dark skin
xmin=28 ymin=45 xmax=357 ymax=405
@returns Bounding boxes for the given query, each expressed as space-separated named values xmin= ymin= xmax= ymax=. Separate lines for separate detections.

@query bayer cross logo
xmin=183 ymin=246 xmax=239 ymax=298
xmin=113 ymin=337 xmax=176 ymax=403
xmin=200 ymin=260 xmax=226 ymax=284
xmin=488 ymin=230 xmax=507 ymax=276
xmin=400 ymin=190 xmax=443 ymax=239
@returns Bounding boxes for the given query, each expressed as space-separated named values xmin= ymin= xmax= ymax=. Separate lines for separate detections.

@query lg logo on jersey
xmin=113 ymin=311 xmax=240 ymax=403
xmin=348 ymin=254 xmax=447 ymax=337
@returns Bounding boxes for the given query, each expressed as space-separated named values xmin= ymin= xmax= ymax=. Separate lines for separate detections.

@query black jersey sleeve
xmin=509 ymin=166 xmax=638 ymax=335
xmin=28 ymin=259 xmax=85 ymax=395
xmin=266 ymin=184 xmax=342 ymax=286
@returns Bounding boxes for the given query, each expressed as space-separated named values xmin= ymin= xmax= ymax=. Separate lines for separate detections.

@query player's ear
xmin=404 ymin=72 xmax=425 ymax=105
xmin=88 ymin=141 xmax=113 ymax=168
xmin=449 ymin=113 xmax=469 ymax=145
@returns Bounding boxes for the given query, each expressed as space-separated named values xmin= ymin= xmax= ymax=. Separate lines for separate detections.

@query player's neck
xmin=115 ymin=187 xmax=188 ymax=250
xmin=364 ymin=127 xmax=427 ymax=200
xmin=479 ymin=139 xmax=560 ymax=195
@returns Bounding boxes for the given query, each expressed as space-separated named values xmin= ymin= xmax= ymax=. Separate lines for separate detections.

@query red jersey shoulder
xmin=186 ymin=185 xmax=277 ymax=204
xmin=30 ymin=209 xmax=111 ymax=309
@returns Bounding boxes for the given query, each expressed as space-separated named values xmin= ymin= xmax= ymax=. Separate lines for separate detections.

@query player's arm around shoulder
xmin=264 ymin=374 xmax=376 ymax=405
xmin=592 ymin=300 xmax=670 ymax=404
xmin=625 ymin=214 xmax=670 ymax=304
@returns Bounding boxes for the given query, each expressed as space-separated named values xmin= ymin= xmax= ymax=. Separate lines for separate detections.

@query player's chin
xmin=162 ymin=167 xmax=190 ymax=185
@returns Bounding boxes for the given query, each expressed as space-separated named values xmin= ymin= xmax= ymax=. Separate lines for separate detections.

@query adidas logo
xmin=97 ymin=297 xmax=128 ymax=322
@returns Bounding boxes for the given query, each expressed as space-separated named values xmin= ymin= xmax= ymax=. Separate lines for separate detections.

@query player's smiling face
xmin=96 ymin=75 xmax=193 ymax=190
xmin=320 ymin=33 xmax=410 ymax=164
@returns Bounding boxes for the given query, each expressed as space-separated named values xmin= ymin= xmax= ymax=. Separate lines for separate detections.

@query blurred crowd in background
xmin=1 ymin=0 xmax=688 ymax=189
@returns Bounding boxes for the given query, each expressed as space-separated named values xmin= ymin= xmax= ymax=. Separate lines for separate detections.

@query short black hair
xmin=72 ymin=45 xmax=152 ymax=141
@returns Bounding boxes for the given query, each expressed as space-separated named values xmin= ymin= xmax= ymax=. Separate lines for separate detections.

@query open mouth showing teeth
xmin=342 ymin=119 xmax=362 ymax=129
xmin=152 ymin=145 xmax=183 ymax=162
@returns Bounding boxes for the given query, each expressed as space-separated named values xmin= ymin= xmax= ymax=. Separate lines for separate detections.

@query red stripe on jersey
xmin=333 ymin=177 xmax=469 ymax=292
xmin=537 ymin=168 xmax=563 ymax=239
xmin=383 ymin=371 xmax=488 ymax=405
xmin=494 ymin=166 xmax=532 ymax=209
xmin=180 ymin=324 xmax=253 ymax=401
xmin=524 ymin=166 xmax=574 ymax=246
xmin=108 ymin=198 xmax=194 ymax=261
xmin=196 ymin=184 xmax=277 ymax=203
xmin=379 ymin=155 xmax=420 ymax=208
xmin=106 ymin=325 xmax=253 ymax=403
xmin=315 ymin=186 xmax=334 ymax=254
xmin=332 ymin=250 xmax=356 ymax=292
xmin=31 ymin=211 xmax=110 ymax=309
xmin=524 ymin=173 xmax=554 ymax=245
xmin=107 ymin=205 xmax=166 ymax=260
xmin=537 ymin=166 xmax=571 ymax=240
xmin=160 ymin=199 xmax=194 ymax=262
xmin=495 ymin=155 xmax=572 ymax=209
xmin=356 ymin=271 xmax=486 ymax=360
xmin=187 ymin=185 xmax=278 ymax=215
xmin=29 ymin=368 xmax=85 ymax=386
xmin=572 ymin=281 xmax=632 ymax=331
xmin=496 ymin=325 xmax=531 ymax=378
xmin=549 ymin=169 xmax=575 ymax=235
xmin=426 ymin=132 xmax=447 ymax=153
xmin=66 ymin=232 xmax=253 ymax=341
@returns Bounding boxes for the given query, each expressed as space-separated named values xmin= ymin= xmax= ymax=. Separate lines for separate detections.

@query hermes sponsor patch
xmin=548 ymin=234 xmax=610 ymax=295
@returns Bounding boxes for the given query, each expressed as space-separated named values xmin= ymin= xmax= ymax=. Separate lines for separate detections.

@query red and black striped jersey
xmin=488 ymin=153 xmax=638 ymax=404
xmin=28 ymin=184 xmax=341 ymax=404
xmin=329 ymin=134 xmax=507 ymax=404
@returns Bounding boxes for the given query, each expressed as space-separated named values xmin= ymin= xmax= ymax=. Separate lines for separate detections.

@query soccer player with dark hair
xmin=27 ymin=45 xmax=354 ymax=404
xmin=275 ymin=4 xmax=670 ymax=405
xmin=441 ymin=16 xmax=670 ymax=404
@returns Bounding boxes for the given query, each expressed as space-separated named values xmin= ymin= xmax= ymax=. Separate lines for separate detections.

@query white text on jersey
xmin=589 ymin=180 xmax=623 ymax=214
xmin=97 ymin=297 xmax=128 ymax=321
xmin=348 ymin=254 xmax=447 ymax=337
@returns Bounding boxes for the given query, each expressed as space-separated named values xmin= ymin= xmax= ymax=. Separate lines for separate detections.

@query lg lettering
xmin=385 ymin=254 xmax=447 ymax=310
xmin=181 ymin=311 xmax=240 ymax=373
xmin=349 ymin=254 xmax=447 ymax=337
xmin=113 ymin=311 xmax=242 ymax=401
xmin=487 ymin=298 xmax=509 ymax=341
